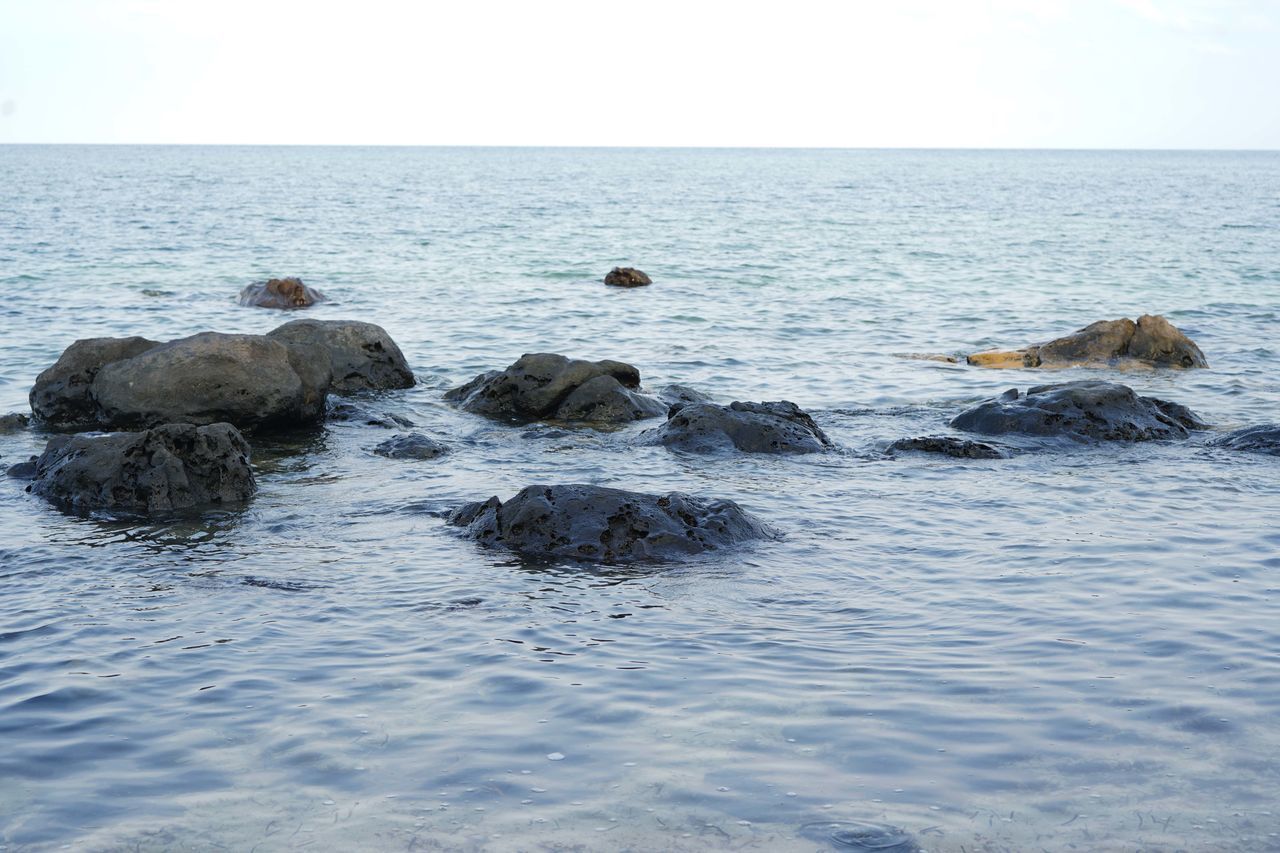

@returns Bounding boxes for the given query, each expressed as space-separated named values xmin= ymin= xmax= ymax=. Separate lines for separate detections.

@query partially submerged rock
xmin=1211 ymin=425 xmax=1280 ymax=456
xmin=268 ymin=319 xmax=414 ymax=392
xmin=449 ymin=484 xmax=772 ymax=562
xmin=372 ymin=432 xmax=449 ymax=460
xmin=0 ymin=412 xmax=30 ymax=433
xmin=657 ymin=384 xmax=714 ymax=408
xmin=30 ymin=336 xmax=161 ymax=428
xmin=604 ymin=267 xmax=652 ymax=287
xmin=27 ymin=423 xmax=255 ymax=512
xmin=6 ymin=457 xmax=38 ymax=480
xmin=950 ymin=381 xmax=1206 ymax=442
xmin=645 ymin=401 xmax=833 ymax=454
xmin=887 ymin=436 xmax=1009 ymax=459
xmin=239 ymin=277 xmax=325 ymax=309
xmin=328 ymin=401 xmax=413 ymax=428
xmin=967 ymin=315 xmax=1207 ymax=369
xmin=445 ymin=353 xmax=665 ymax=424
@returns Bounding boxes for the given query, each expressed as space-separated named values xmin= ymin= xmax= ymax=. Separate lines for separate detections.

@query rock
xmin=445 ymin=353 xmax=666 ymax=424
xmin=1211 ymin=425 xmax=1280 ymax=456
xmin=372 ymin=432 xmax=449 ymax=460
xmin=604 ymin=267 xmax=652 ymax=287
xmin=950 ymin=381 xmax=1206 ymax=442
xmin=0 ymin=412 xmax=30 ymax=433
xmin=895 ymin=353 xmax=960 ymax=364
xmin=328 ymin=401 xmax=413 ymax=428
xmin=30 ymin=336 xmax=161 ymax=428
xmin=6 ymin=457 xmax=38 ymax=480
xmin=644 ymin=401 xmax=833 ymax=454
xmin=887 ymin=436 xmax=1009 ymax=459
xmin=448 ymin=484 xmax=773 ymax=562
xmin=967 ymin=315 xmax=1206 ymax=369
xmin=657 ymin=384 xmax=714 ymax=408
xmin=27 ymin=423 xmax=255 ymax=513
xmin=267 ymin=319 xmax=414 ymax=392
xmin=239 ymin=277 xmax=325 ymax=309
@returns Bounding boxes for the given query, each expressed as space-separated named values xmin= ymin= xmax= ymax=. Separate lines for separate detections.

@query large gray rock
xmin=445 ymin=353 xmax=666 ymax=424
xmin=30 ymin=336 xmax=161 ymax=428
xmin=449 ymin=484 xmax=773 ymax=562
xmin=239 ymin=277 xmax=325 ymax=309
xmin=27 ymin=423 xmax=255 ymax=512
xmin=645 ymin=401 xmax=833 ymax=453
xmin=267 ymin=319 xmax=414 ymax=392
xmin=967 ymin=315 xmax=1207 ymax=369
xmin=1211 ymin=425 xmax=1280 ymax=456
xmin=950 ymin=381 xmax=1206 ymax=442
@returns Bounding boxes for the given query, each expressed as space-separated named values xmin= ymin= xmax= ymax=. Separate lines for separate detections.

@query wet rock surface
xmin=645 ymin=400 xmax=833 ymax=454
xmin=0 ymin=412 xmax=30 ymax=433
xmin=887 ymin=435 xmax=1009 ymax=459
xmin=267 ymin=319 xmax=414 ymax=392
xmin=27 ymin=422 xmax=255 ymax=513
xmin=967 ymin=314 xmax=1207 ymax=369
xmin=445 ymin=353 xmax=665 ymax=424
xmin=603 ymin=267 xmax=652 ymax=287
xmin=448 ymin=484 xmax=773 ymax=562
xmin=951 ymin=381 xmax=1207 ymax=442
xmin=238 ymin=277 xmax=326 ymax=309
xmin=372 ymin=432 xmax=449 ymax=459
xmin=1212 ymin=425 xmax=1280 ymax=455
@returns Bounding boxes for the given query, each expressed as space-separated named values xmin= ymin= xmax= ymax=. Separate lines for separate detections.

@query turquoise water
xmin=1 ymin=146 xmax=1279 ymax=851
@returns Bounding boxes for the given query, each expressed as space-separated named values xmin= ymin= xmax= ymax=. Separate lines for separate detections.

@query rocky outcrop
xmin=445 ymin=353 xmax=666 ymax=424
xmin=887 ymin=436 xmax=1009 ymax=459
xmin=967 ymin=315 xmax=1207 ymax=369
xmin=644 ymin=401 xmax=833 ymax=454
xmin=604 ymin=267 xmax=652 ymax=287
xmin=448 ymin=484 xmax=773 ymax=562
xmin=950 ymin=381 xmax=1206 ymax=442
xmin=239 ymin=277 xmax=325 ymax=309
xmin=26 ymin=423 xmax=255 ymax=512
xmin=1211 ymin=425 xmax=1280 ymax=456
xmin=372 ymin=432 xmax=449 ymax=459
xmin=267 ymin=319 xmax=414 ymax=392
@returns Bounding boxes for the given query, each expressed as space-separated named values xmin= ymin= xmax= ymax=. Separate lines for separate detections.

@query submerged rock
xmin=645 ymin=401 xmax=833 ymax=454
xmin=327 ymin=401 xmax=413 ymax=428
xmin=0 ymin=412 xmax=30 ymax=433
xmin=239 ymin=277 xmax=326 ymax=309
xmin=267 ymin=319 xmax=414 ymax=392
xmin=448 ymin=484 xmax=773 ymax=562
xmin=887 ymin=436 xmax=1009 ymax=459
xmin=372 ymin=432 xmax=449 ymax=460
xmin=967 ymin=315 xmax=1207 ymax=369
xmin=604 ymin=267 xmax=652 ymax=287
xmin=657 ymin=384 xmax=714 ymax=408
xmin=1211 ymin=425 xmax=1280 ymax=456
xmin=6 ymin=456 xmax=38 ymax=480
xmin=445 ymin=353 xmax=665 ymax=424
xmin=27 ymin=423 xmax=255 ymax=512
xmin=950 ymin=381 xmax=1206 ymax=442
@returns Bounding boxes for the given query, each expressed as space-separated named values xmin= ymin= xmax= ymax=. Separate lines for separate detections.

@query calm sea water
xmin=1 ymin=146 xmax=1279 ymax=852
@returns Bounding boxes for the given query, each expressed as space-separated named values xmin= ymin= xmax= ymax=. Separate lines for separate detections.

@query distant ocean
xmin=2 ymin=146 xmax=1279 ymax=850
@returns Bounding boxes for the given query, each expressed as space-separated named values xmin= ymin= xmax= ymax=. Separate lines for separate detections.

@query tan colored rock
xmin=967 ymin=315 xmax=1206 ymax=369
xmin=966 ymin=350 xmax=1033 ymax=369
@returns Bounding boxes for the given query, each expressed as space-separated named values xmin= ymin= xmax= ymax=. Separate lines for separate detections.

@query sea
xmin=1 ymin=146 xmax=1278 ymax=851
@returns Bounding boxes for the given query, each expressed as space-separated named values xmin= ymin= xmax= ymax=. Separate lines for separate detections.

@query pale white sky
xmin=0 ymin=0 xmax=1276 ymax=148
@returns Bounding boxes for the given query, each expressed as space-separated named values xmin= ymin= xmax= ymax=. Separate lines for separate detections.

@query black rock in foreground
xmin=448 ymin=484 xmax=773 ymax=562
xmin=28 ymin=422 xmax=255 ymax=512
xmin=645 ymin=400 xmax=833 ymax=454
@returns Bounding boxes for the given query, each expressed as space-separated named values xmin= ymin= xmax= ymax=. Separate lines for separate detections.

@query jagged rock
xmin=267 ymin=319 xmax=414 ymax=392
xmin=372 ymin=432 xmax=449 ymax=459
xmin=445 ymin=353 xmax=665 ymax=424
xmin=30 ymin=336 xmax=161 ymax=428
xmin=239 ymin=277 xmax=326 ymax=309
xmin=27 ymin=423 xmax=255 ymax=512
xmin=644 ymin=401 xmax=833 ymax=454
xmin=604 ymin=267 xmax=652 ymax=287
xmin=0 ymin=413 xmax=30 ymax=433
xmin=448 ymin=484 xmax=772 ymax=562
xmin=967 ymin=315 xmax=1207 ymax=369
xmin=950 ymin=381 xmax=1206 ymax=442
xmin=1211 ymin=425 xmax=1280 ymax=456
xmin=887 ymin=436 xmax=1009 ymax=459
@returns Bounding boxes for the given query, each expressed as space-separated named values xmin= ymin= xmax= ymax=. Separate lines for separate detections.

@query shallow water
xmin=1 ymin=146 xmax=1279 ymax=851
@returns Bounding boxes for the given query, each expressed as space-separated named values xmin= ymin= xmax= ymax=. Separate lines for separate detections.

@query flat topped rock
xmin=645 ymin=400 xmax=833 ymax=454
xmin=887 ymin=436 xmax=1009 ymax=459
xmin=604 ymin=267 xmax=652 ymax=287
xmin=372 ymin=432 xmax=449 ymax=460
xmin=448 ymin=484 xmax=773 ymax=562
xmin=967 ymin=315 xmax=1207 ymax=369
xmin=1212 ymin=425 xmax=1280 ymax=456
xmin=27 ymin=422 xmax=255 ymax=513
xmin=239 ymin=277 xmax=326 ymax=309
xmin=950 ymin=380 xmax=1206 ymax=442
xmin=444 ymin=353 xmax=666 ymax=424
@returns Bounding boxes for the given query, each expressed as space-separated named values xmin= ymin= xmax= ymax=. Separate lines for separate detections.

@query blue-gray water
xmin=1 ymin=146 xmax=1279 ymax=851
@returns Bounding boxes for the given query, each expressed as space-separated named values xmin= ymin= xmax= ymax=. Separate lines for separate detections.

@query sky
xmin=0 ymin=0 xmax=1276 ymax=148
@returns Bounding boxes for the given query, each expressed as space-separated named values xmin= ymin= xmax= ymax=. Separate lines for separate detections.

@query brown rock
xmin=604 ymin=267 xmax=652 ymax=287
xmin=239 ymin=277 xmax=326 ymax=309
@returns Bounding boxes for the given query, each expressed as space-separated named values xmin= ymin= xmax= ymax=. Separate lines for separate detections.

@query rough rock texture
xmin=604 ymin=267 xmax=652 ymax=287
xmin=950 ymin=381 xmax=1206 ymax=442
xmin=30 ymin=336 xmax=161 ymax=428
xmin=448 ymin=484 xmax=773 ymax=562
xmin=372 ymin=432 xmax=449 ymax=459
xmin=657 ymin=384 xmax=714 ymax=408
xmin=0 ymin=413 xmax=30 ymax=433
xmin=328 ymin=401 xmax=413 ymax=428
xmin=267 ymin=319 xmax=414 ymax=392
xmin=27 ymin=423 xmax=255 ymax=512
xmin=445 ymin=353 xmax=666 ymax=424
xmin=239 ymin=277 xmax=326 ymax=309
xmin=1211 ymin=425 xmax=1280 ymax=456
xmin=967 ymin=315 xmax=1207 ymax=369
xmin=645 ymin=401 xmax=833 ymax=454
xmin=887 ymin=436 xmax=1009 ymax=459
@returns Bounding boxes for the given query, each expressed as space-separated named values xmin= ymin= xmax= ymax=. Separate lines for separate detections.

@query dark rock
xmin=967 ymin=315 xmax=1207 ymax=369
xmin=239 ymin=277 xmax=326 ymax=309
xmin=448 ymin=484 xmax=773 ymax=562
xmin=327 ymin=401 xmax=414 ymax=428
xmin=0 ymin=412 xmax=30 ymax=433
xmin=950 ymin=381 xmax=1207 ymax=442
xmin=267 ymin=319 xmax=414 ymax=392
xmin=644 ymin=401 xmax=833 ymax=454
xmin=657 ymin=384 xmax=714 ymax=410
xmin=372 ymin=432 xmax=449 ymax=460
xmin=887 ymin=436 xmax=1009 ymax=459
xmin=604 ymin=267 xmax=652 ymax=287
xmin=28 ymin=423 xmax=255 ymax=512
xmin=7 ymin=457 xmax=38 ymax=480
xmin=1211 ymin=425 xmax=1280 ymax=456
xmin=445 ymin=353 xmax=665 ymax=424
xmin=30 ymin=336 xmax=161 ymax=428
